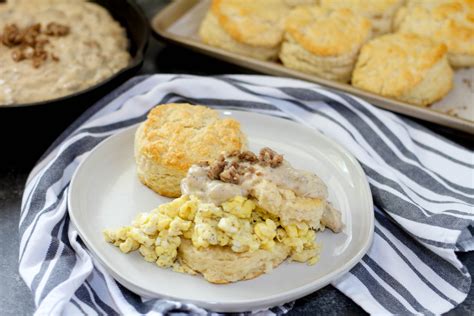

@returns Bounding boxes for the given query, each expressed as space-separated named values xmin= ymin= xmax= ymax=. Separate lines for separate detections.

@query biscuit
xmin=394 ymin=0 xmax=474 ymax=67
xmin=251 ymin=180 xmax=328 ymax=229
xmin=178 ymin=239 xmax=290 ymax=284
xmin=284 ymin=0 xmax=319 ymax=6
xmin=320 ymin=0 xmax=405 ymax=36
xmin=352 ymin=33 xmax=453 ymax=106
xmin=134 ymin=103 xmax=246 ymax=198
xmin=199 ymin=0 xmax=289 ymax=60
xmin=280 ymin=6 xmax=372 ymax=82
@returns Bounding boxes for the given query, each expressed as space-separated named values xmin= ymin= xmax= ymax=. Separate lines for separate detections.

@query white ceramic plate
xmin=68 ymin=110 xmax=374 ymax=312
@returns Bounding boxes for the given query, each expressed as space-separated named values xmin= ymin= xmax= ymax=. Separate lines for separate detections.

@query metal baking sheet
xmin=152 ymin=0 xmax=474 ymax=134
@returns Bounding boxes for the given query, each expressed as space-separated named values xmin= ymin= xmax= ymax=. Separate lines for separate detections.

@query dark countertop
xmin=0 ymin=1 xmax=472 ymax=315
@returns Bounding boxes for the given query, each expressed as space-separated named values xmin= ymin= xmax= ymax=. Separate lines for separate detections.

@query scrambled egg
xmin=104 ymin=195 xmax=320 ymax=269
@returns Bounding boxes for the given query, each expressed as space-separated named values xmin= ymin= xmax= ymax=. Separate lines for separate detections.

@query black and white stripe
xmin=19 ymin=75 xmax=473 ymax=315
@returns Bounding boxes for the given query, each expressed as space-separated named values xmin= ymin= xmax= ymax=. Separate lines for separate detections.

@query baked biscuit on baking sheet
xmin=134 ymin=103 xmax=246 ymax=198
xmin=284 ymin=0 xmax=319 ymax=6
xmin=280 ymin=6 xmax=372 ymax=82
xmin=320 ymin=0 xmax=404 ymax=36
xmin=352 ymin=33 xmax=453 ymax=106
xmin=394 ymin=0 xmax=474 ymax=68
xmin=199 ymin=0 xmax=289 ymax=60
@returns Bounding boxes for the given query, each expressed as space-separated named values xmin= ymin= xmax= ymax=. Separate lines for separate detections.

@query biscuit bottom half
xmin=178 ymin=239 xmax=291 ymax=284
xmin=103 ymin=195 xmax=322 ymax=284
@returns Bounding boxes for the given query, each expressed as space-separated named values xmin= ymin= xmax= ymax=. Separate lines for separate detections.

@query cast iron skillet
xmin=0 ymin=0 xmax=149 ymax=109
xmin=0 ymin=0 xmax=149 ymax=166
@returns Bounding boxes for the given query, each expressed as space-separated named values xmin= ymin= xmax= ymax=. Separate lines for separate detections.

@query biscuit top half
xmin=394 ymin=0 xmax=474 ymax=55
xmin=139 ymin=103 xmax=246 ymax=171
xmin=352 ymin=33 xmax=449 ymax=97
xmin=285 ymin=6 xmax=372 ymax=56
xmin=211 ymin=0 xmax=289 ymax=48
xmin=320 ymin=0 xmax=404 ymax=16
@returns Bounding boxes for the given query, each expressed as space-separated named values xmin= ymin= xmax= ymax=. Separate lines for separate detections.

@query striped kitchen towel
xmin=20 ymin=75 xmax=473 ymax=315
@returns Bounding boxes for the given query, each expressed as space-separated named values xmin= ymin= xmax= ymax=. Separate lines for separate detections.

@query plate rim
xmin=68 ymin=109 xmax=374 ymax=312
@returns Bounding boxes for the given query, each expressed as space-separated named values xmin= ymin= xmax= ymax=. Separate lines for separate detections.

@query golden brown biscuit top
xmin=139 ymin=103 xmax=245 ymax=171
xmin=284 ymin=0 xmax=318 ymax=6
xmin=320 ymin=0 xmax=403 ymax=16
xmin=352 ymin=33 xmax=448 ymax=97
xmin=395 ymin=0 xmax=474 ymax=55
xmin=211 ymin=0 xmax=289 ymax=48
xmin=285 ymin=6 xmax=372 ymax=56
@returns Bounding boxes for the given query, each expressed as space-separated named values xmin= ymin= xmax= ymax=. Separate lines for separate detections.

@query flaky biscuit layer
xmin=211 ymin=0 xmax=288 ymax=48
xmin=199 ymin=10 xmax=280 ymax=60
xmin=281 ymin=6 xmax=371 ymax=81
xmin=352 ymin=33 xmax=453 ymax=106
xmin=178 ymin=239 xmax=290 ymax=284
xmin=394 ymin=0 xmax=474 ymax=67
xmin=135 ymin=103 xmax=246 ymax=197
xmin=320 ymin=0 xmax=404 ymax=35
